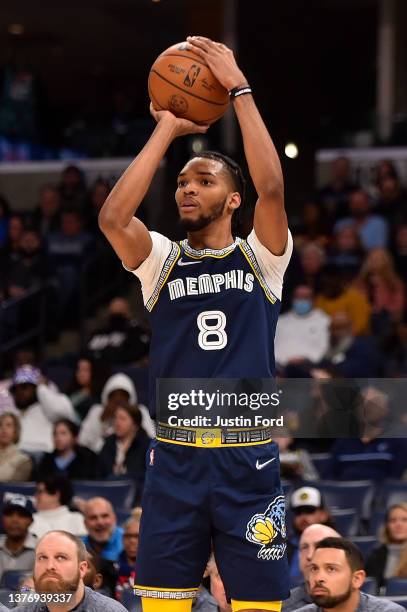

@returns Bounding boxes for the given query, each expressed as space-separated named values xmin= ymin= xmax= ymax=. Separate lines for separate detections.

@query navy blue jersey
xmin=127 ymin=230 xmax=293 ymax=412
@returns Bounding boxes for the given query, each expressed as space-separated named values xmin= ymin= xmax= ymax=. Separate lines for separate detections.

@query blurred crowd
xmin=0 ymin=155 xmax=406 ymax=608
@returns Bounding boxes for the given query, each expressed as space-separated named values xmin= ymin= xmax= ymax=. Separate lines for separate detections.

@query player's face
xmin=175 ymin=158 xmax=233 ymax=232
xmin=308 ymin=548 xmax=355 ymax=608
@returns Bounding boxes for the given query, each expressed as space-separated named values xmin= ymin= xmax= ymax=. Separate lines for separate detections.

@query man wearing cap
xmin=288 ymin=486 xmax=334 ymax=580
xmin=0 ymin=494 xmax=37 ymax=581
xmin=9 ymin=364 xmax=77 ymax=453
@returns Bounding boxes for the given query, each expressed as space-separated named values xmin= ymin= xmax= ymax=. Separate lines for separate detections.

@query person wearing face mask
xmin=86 ymin=297 xmax=150 ymax=366
xmin=274 ymin=285 xmax=330 ymax=371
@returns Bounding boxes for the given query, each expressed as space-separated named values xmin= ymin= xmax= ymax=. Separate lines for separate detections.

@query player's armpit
xmin=99 ymin=215 xmax=152 ymax=270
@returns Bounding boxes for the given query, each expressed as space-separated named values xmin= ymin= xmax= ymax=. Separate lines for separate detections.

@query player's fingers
xmin=186 ymin=36 xmax=211 ymax=51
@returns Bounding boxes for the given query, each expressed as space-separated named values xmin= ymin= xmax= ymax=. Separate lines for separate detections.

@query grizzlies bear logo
xmin=246 ymin=494 xmax=287 ymax=560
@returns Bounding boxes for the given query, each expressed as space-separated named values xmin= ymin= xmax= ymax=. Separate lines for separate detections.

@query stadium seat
xmin=0 ymin=570 xmax=31 ymax=591
xmin=72 ymin=480 xmax=135 ymax=509
xmin=116 ymin=508 xmax=131 ymax=525
xmin=360 ymin=576 xmax=377 ymax=595
xmin=0 ymin=588 xmax=13 ymax=607
xmin=350 ymin=536 xmax=378 ymax=560
xmin=386 ymin=578 xmax=407 ymax=596
xmin=381 ymin=597 xmax=407 ymax=609
xmin=310 ymin=480 xmax=375 ymax=518
xmin=310 ymin=453 xmax=332 ymax=477
xmin=331 ymin=508 xmax=358 ymax=536
xmin=368 ymin=509 xmax=386 ymax=537
xmin=378 ymin=480 xmax=407 ymax=509
xmin=120 ymin=589 xmax=143 ymax=611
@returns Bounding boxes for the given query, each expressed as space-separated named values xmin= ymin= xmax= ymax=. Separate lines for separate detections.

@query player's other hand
xmin=186 ymin=36 xmax=247 ymax=92
xmin=149 ymin=103 xmax=209 ymax=137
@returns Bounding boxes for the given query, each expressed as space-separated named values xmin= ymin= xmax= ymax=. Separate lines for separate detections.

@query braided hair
xmin=187 ymin=151 xmax=246 ymax=233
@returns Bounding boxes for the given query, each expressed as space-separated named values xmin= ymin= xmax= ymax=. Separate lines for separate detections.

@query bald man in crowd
xmin=284 ymin=524 xmax=340 ymax=611
xmin=82 ymin=497 xmax=123 ymax=562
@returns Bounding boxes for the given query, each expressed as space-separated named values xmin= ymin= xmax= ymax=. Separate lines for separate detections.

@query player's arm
xmin=99 ymin=109 xmax=208 ymax=270
xmin=186 ymin=36 xmax=287 ymax=256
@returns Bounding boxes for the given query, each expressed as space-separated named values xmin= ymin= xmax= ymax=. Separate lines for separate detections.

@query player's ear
xmin=228 ymin=191 xmax=241 ymax=211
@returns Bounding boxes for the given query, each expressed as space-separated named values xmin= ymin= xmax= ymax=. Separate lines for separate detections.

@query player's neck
xmin=186 ymin=226 xmax=235 ymax=251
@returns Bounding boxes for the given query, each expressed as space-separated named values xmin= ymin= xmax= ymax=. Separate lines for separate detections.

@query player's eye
xmin=177 ymin=180 xmax=187 ymax=188
xmin=201 ymin=179 xmax=211 ymax=185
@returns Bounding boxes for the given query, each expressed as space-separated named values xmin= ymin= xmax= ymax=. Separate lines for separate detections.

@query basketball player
xmin=99 ymin=36 xmax=292 ymax=612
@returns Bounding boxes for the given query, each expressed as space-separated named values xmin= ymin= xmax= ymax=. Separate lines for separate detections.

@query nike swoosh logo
xmin=177 ymin=259 xmax=202 ymax=266
xmin=256 ymin=458 xmax=276 ymax=470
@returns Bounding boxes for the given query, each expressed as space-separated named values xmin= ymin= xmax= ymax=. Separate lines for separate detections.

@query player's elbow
xmin=98 ymin=205 xmax=118 ymax=233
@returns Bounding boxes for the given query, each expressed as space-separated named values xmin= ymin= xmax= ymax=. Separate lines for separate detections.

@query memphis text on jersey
xmin=167 ymin=270 xmax=254 ymax=300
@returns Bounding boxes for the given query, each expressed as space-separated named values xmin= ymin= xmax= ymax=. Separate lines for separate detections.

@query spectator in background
xmin=8 ymin=364 xmax=77 ymax=453
xmin=2 ymin=213 xmax=24 ymax=264
xmin=83 ymin=552 xmax=103 ymax=591
xmin=328 ymin=226 xmax=365 ymax=282
xmin=354 ymin=249 xmax=406 ymax=333
xmin=324 ymin=388 xmax=407 ymax=482
xmin=0 ymin=195 xmax=10 ymax=248
xmin=58 ymin=165 xmax=87 ymax=209
xmin=116 ymin=514 xmax=140 ymax=599
xmin=292 ymin=202 xmax=330 ymax=250
xmin=392 ymin=224 xmax=407 ymax=284
xmin=287 ymin=486 xmax=335 ymax=580
xmin=315 ymin=266 xmax=371 ymax=335
xmin=36 ymin=419 xmax=100 ymax=481
xmin=68 ymin=357 xmax=110 ymax=421
xmin=375 ymin=174 xmax=407 ymax=229
xmin=296 ymin=537 xmax=405 ymax=612
xmin=83 ymin=498 xmax=123 ymax=563
xmin=79 ymin=372 xmax=154 ymax=453
xmin=87 ymin=297 xmax=150 ymax=366
xmin=334 ymin=190 xmax=388 ymax=251
xmin=317 ymin=156 xmax=358 ymax=227
xmin=316 ymin=312 xmax=382 ymax=378
xmin=31 ymin=184 xmax=61 ymax=237
xmin=99 ymin=404 xmax=149 ymax=503
xmin=0 ymin=495 xmax=36 ymax=581
xmin=46 ymin=208 xmax=93 ymax=326
xmin=299 ymin=243 xmax=326 ymax=293
xmin=86 ymin=178 xmax=110 ymax=232
xmin=0 ymin=412 xmax=32 ymax=481
xmin=275 ymin=285 xmax=330 ymax=370
xmin=283 ymin=523 xmax=340 ymax=611
xmin=275 ymin=432 xmax=319 ymax=481
xmin=18 ymin=530 xmax=127 ymax=611
xmin=7 ymin=229 xmax=50 ymax=298
xmin=30 ymin=476 xmax=87 ymax=539
xmin=365 ymin=503 xmax=407 ymax=589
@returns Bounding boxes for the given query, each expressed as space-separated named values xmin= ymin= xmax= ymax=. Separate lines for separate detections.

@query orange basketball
xmin=148 ymin=42 xmax=229 ymax=125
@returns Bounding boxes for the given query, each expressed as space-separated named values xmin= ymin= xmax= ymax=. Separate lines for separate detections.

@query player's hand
xmin=149 ymin=103 xmax=209 ymax=137
xmin=186 ymin=36 xmax=247 ymax=91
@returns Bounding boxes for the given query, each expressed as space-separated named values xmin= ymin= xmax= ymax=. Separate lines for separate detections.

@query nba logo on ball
xmin=183 ymin=65 xmax=201 ymax=88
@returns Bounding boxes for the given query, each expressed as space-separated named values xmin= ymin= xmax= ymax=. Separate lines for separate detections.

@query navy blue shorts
xmin=135 ymin=439 xmax=289 ymax=602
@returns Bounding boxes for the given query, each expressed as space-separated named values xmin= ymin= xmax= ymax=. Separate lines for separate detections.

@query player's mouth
xmin=180 ymin=198 xmax=199 ymax=211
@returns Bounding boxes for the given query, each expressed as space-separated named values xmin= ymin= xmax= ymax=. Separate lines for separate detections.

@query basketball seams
xmin=157 ymin=52 xmax=209 ymax=68
xmin=149 ymin=69 xmax=228 ymax=107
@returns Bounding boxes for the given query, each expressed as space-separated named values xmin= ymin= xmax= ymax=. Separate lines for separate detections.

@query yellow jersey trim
xmin=239 ymin=242 xmax=277 ymax=304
